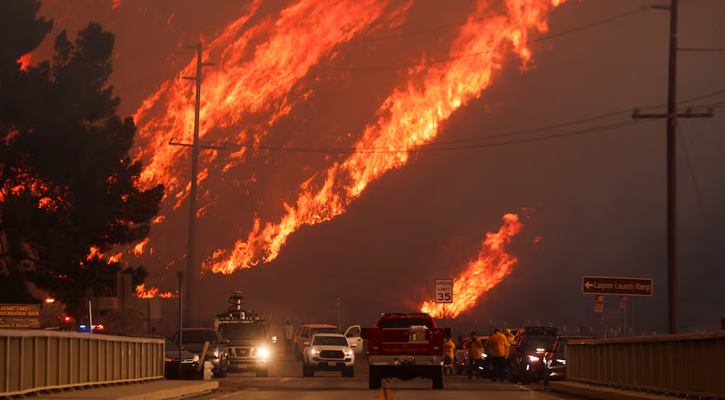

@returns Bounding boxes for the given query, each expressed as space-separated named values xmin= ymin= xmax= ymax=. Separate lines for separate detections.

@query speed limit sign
xmin=435 ymin=279 xmax=453 ymax=303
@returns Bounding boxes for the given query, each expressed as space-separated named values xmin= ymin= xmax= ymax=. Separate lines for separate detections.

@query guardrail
xmin=567 ymin=330 xmax=725 ymax=398
xmin=1 ymin=329 xmax=164 ymax=397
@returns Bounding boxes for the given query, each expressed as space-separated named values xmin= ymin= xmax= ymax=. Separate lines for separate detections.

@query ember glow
xmin=421 ymin=213 xmax=523 ymax=318
xmin=134 ymin=284 xmax=176 ymax=298
xmin=133 ymin=237 xmax=150 ymax=256
xmin=17 ymin=53 xmax=32 ymax=71
xmin=207 ymin=0 xmax=565 ymax=274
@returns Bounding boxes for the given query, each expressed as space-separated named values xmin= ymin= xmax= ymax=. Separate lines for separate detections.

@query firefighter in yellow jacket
xmin=484 ymin=329 xmax=509 ymax=382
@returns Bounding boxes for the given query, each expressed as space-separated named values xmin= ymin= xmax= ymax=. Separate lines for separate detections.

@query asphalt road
xmin=187 ymin=354 xmax=578 ymax=400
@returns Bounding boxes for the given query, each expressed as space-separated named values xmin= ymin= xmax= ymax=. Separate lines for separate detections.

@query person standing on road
xmin=284 ymin=321 xmax=295 ymax=358
xmin=484 ymin=329 xmax=509 ymax=382
xmin=443 ymin=337 xmax=455 ymax=375
xmin=463 ymin=332 xmax=484 ymax=379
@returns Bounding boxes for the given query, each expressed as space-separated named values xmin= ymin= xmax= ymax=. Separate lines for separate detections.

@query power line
xmin=220 ymin=118 xmax=656 ymax=154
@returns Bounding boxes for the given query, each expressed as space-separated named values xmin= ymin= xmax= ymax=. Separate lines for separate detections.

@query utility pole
xmin=632 ymin=0 xmax=713 ymax=334
xmin=171 ymin=43 xmax=217 ymax=326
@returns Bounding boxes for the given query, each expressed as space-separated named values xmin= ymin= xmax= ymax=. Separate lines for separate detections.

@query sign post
xmin=582 ymin=276 xmax=653 ymax=296
xmin=619 ymin=296 xmax=627 ymax=336
xmin=594 ymin=295 xmax=604 ymax=339
xmin=435 ymin=279 xmax=453 ymax=304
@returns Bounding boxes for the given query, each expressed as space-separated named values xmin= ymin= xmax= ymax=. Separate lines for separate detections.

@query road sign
xmin=594 ymin=295 xmax=604 ymax=313
xmin=0 ymin=304 xmax=40 ymax=329
xmin=435 ymin=279 xmax=453 ymax=304
xmin=582 ymin=276 xmax=653 ymax=296
xmin=619 ymin=296 xmax=627 ymax=310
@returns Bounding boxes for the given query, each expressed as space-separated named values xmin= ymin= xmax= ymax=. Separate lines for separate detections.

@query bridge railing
xmin=567 ymin=330 xmax=725 ymax=398
xmin=1 ymin=329 xmax=164 ymax=397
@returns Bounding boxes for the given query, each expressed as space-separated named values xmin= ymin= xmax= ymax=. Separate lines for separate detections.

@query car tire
xmin=256 ymin=368 xmax=269 ymax=378
xmin=432 ymin=366 xmax=444 ymax=390
xmin=368 ymin=366 xmax=382 ymax=389
xmin=302 ymin=363 xmax=314 ymax=377
xmin=295 ymin=346 xmax=303 ymax=361
xmin=342 ymin=366 xmax=354 ymax=378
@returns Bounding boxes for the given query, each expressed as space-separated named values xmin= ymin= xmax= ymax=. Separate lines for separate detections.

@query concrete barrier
xmin=1 ymin=329 xmax=164 ymax=397
xmin=567 ymin=330 xmax=725 ymax=398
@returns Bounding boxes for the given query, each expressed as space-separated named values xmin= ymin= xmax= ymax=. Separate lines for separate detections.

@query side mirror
xmin=361 ymin=328 xmax=369 ymax=339
xmin=444 ymin=327 xmax=452 ymax=338
xmin=351 ymin=343 xmax=358 ymax=347
xmin=303 ymin=341 xmax=310 ymax=347
xmin=222 ymin=339 xmax=230 ymax=344
xmin=510 ymin=341 xmax=517 ymax=346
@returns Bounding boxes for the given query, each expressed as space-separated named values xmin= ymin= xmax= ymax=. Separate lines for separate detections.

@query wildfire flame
xmin=207 ymin=0 xmax=565 ymax=274
xmin=133 ymin=237 xmax=150 ymax=256
xmin=421 ymin=213 xmax=523 ymax=318
xmin=134 ymin=284 xmax=176 ymax=299
xmin=134 ymin=0 xmax=396 ymax=200
xmin=17 ymin=53 xmax=32 ymax=71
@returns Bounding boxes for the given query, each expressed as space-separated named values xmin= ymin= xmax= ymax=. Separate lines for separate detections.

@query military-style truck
xmin=363 ymin=312 xmax=450 ymax=389
xmin=214 ymin=292 xmax=272 ymax=377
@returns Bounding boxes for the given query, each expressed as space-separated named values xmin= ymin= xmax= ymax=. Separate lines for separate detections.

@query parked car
xmin=544 ymin=335 xmax=594 ymax=382
xmin=174 ymin=328 xmax=229 ymax=378
xmin=302 ymin=333 xmax=355 ymax=377
xmin=130 ymin=334 xmax=199 ymax=379
xmin=293 ymin=324 xmax=338 ymax=360
xmin=508 ymin=327 xmax=558 ymax=384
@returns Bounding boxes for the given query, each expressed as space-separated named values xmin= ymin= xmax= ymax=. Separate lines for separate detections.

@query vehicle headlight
xmin=193 ymin=354 xmax=200 ymax=363
xmin=481 ymin=353 xmax=488 ymax=359
xmin=528 ymin=355 xmax=540 ymax=363
xmin=557 ymin=359 xmax=566 ymax=365
xmin=536 ymin=348 xmax=546 ymax=354
xmin=165 ymin=357 xmax=173 ymax=362
xmin=310 ymin=348 xmax=318 ymax=355
xmin=345 ymin=348 xmax=353 ymax=356
xmin=256 ymin=348 xmax=269 ymax=358
xmin=207 ymin=348 xmax=219 ymax=358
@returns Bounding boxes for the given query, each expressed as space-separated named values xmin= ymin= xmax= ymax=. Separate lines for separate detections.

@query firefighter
xmin=484 ymin=329 xmax=509 ymax=382
xmin=443 ymin=337 xmax=456 ymax=375
xmin=503 ymin=328 xmax=515 ymax=355
xmin=463 ymin=332 xmax=484 ymax=379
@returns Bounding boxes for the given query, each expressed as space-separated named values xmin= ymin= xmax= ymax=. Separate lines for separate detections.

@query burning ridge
xmin=206 ymin=0 xmax=565 ymax=274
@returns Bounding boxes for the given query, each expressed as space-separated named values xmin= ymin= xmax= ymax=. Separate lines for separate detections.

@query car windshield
xmin=183 ymin=330 xmax=217 ymax=343
xmin=524 ymin=336 xmax=556 ymax=351
xmin=313 ymin=336 xmax=348 ymax=346
xmin=310 ymin=327 xmax=338 ymax=335
xmin=165 ymin=338 xmax=180 ymax=351
xmin=379 ymin=318 xmax=434 ymax=329
xmin=219 ymin=324 xmax=266 ymax=340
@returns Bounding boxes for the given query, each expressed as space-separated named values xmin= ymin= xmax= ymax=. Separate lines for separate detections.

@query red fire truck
xmin=363 ymin=312 xmax=450 ymax=390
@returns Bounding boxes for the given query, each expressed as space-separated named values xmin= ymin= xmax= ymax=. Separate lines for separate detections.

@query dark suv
xmin=508 ymin=327 xmax=558 ymax=384
xmin=174 ymin=328 xmax=229 ymax=378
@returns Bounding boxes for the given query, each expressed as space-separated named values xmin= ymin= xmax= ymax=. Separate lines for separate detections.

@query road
xmin=188 ymin=354 xmax=578 ymax=400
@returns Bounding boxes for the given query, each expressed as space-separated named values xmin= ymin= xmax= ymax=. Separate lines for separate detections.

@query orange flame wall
xmin=207 ymin=0 xmax=565 ymax=274
xmin=134 ymin=0 xmax=398 ymax=201
xmin=421 ymin=213 xmax=523 ymax=318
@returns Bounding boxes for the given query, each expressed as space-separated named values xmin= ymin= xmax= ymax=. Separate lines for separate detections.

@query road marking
xmin=279 ymin=378 xmax=291 ymax=382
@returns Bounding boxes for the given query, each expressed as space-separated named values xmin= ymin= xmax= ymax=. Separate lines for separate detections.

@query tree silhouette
xmin=0 ymin=1 xmax=164 ymax=318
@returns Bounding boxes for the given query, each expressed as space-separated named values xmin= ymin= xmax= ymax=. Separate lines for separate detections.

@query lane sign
xmin=594 ymin=295 xmax=604 ymax=313
xmin=582 ymin=276 xmax=653 ymax=297
xmin=435 ymin=279 xmax=453 ymax=304
xmin=619 ymin=296 xmax=627 ymax=310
